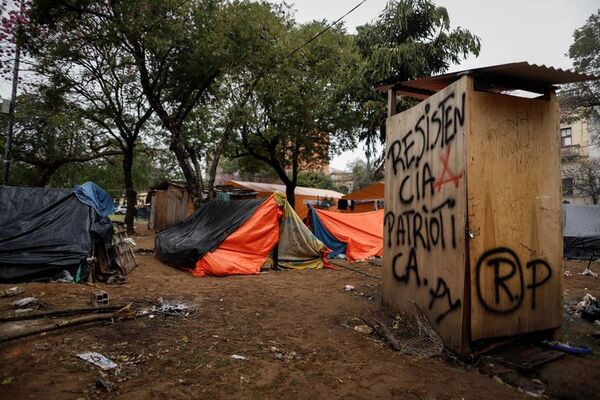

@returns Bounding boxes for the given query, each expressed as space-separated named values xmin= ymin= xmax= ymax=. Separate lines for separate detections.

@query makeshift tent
xmin=564 ymin=204 xmax=600 ymax=259
xmin=155 ymin=193 xmax=329 ymax=276
xmin=341 ymin=182 xmax=384 ymax=213
xmin=308 ymin=208 xmax=384 ymax=262
xmin=0 ymin=183 xmax=133 ymax=283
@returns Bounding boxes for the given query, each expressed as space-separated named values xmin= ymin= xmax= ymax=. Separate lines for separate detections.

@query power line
xmin=287 ymin=0 xmax=368 ymax=59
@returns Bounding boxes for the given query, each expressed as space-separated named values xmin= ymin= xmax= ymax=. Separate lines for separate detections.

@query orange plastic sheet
xmin=313 ymin=209 xmax=383 ymax=262
xmin=193 ymin=195 xmax=282 ymax=277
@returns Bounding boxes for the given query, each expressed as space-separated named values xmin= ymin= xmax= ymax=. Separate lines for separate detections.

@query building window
xmin=561 ymin=127 xmax=572 ymax=147
xmin=562 ymin=177 xmax=574 ymax=196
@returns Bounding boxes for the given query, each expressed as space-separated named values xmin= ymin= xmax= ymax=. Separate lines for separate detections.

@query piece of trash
xmin=77 ymin=352 xmax=118 ymax=370
xmin=12 ymin=297 xmax=39 ymax=309
xmin=575 ymin=293 xmax=600 ymax=322
xmin=354 ymin=325 xmax=373 ymax=334
xmin=0 ymin=286 xmax=23 ymax=298
xmin=1 ymin=377 xmax=13 ymax=385
xmin=580 ymin=266 xmax=599 ymax=278
xmin=344 ymin=285 xmax=355 ymax=291
xmin=564 ymin=270 xmax=573 ymax=277
xmin=543 ymin=341 xmax=593 ymax=355
xmin=230 ymin=354 xmax=247 ymax=361
xmin=91 ymin=291 xmax=109 ymax=307
xmin=55 ymin=270 xmax=74 ymax=283
xmin=95 ymin=378 xmax=113 ymax=392
xmin=123 ymin=237 xmax=137 ymax=247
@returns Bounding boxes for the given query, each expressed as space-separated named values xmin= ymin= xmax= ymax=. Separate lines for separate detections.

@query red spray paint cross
xmin=433 ymin=144 xmax=463 ymax=192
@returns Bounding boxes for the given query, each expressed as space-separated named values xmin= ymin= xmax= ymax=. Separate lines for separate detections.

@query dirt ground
xmin=1 ymin=225 xmax=599 ymax=399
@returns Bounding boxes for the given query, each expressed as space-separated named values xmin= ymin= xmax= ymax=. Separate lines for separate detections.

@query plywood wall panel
xmin=466 ymin=91 xmax=562 ymax=340
xmin=383 ymin=77 xmax=469 ymax=352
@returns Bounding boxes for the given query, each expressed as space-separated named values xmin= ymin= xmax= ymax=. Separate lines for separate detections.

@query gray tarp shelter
xmin=563 ymin=204 xmax=600 ymax=259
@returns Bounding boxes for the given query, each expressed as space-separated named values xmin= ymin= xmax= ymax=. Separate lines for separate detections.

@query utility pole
xmin=2 ymin=36 xmax=20 ymax=185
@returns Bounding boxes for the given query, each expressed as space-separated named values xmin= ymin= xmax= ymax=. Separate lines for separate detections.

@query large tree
xmin=563 ymin=159 xmax=600 ymax=204
xmin=27 ymin=9 xmax=153 ymax=233
xmin=347 ymin=0 xmax=481 ymax=168
xmin=0 ymin=87 xmax=118 ymax=186
xmin=560 ymin=9 xmax=600 ymax=121
xmin=233 ymin=21 xmax=358 ymax=208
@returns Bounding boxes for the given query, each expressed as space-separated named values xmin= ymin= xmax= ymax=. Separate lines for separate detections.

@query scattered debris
xmin=230 ymin=354 xmax=247 ymax=361
xmin=12 ymin=297 xmax=40 ymax=310
xmin=135 ymin=248 xmax=154 ymax=255
xmin=268 ymin=345 xmax=302 ymax=362
xmin=344 ymin=284 xmax=354 ymax=291
xmin=1 ymin=377 xmax=14 ymax=385
xmin=91 ymin=291 xmax=110 ymax=307
xmin=354 ymin=325 xmax=373 ymax=335
xmin=0 ymin=286 xmax=23 ymax=298
xmin=564 ymin=270 xmax=573 ymax=277
xmin=574 ymin=294 xmax=600 ymax=322
xmin=95 ymin=378 xmax=113 ymax=392
xmin=55 ymin=270 xmax=74 ymax=283
xmin=543 ymin=341 xmax=593 ymax=355
xmin=362 ymin=306 xmax=444 ymax=358
xmin=580 ymin=266 xmax=598 ymax=278
xmin=138 ymin=298 xmax=197 ymax=318
xmin=77 ymin=352 xmax=118 ymax=370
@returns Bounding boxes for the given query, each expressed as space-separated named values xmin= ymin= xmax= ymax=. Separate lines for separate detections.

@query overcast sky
xmin=276 ymin=0 xmax=598 ymax=170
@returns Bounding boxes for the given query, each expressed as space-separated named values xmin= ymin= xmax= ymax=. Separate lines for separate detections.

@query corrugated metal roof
xmin=376 ymin=62 xmax=597 ymax=99
xmin=225 ymin=180 xmax=344 ymax=199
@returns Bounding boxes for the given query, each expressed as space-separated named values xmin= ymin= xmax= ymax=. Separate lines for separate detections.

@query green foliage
xmin=233 ymin=19 xmax=359 ymax=196
xmin=347 ymin=0 xmax=481 ymax=158
xmin=560 ymin=10 xmax=600 ymax=121
xmin=0 ymin=86 xmax=116 ymax=187
xmin=297 ymin=171 xmax=340 ymax=192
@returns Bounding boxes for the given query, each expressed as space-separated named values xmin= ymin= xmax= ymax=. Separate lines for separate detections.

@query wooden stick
xmin=0 ymin=306 xmax=135 ymax=342
xmin=0 ymin=305 xmax=125 ymax=323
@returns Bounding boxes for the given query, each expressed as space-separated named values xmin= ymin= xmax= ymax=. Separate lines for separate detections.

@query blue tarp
xmin=308 ymin=207 xmax=346 ymax=259
xmin=74 ymin=182 xmax=116 ymax=217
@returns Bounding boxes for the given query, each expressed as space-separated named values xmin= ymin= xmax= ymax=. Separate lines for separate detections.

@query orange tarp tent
xmin=313 ymin=208 xmax=384 ymax=262
xmin=193 ymin=195 xmax=282 ymax=276
xmin=341 ymin=182 xmax=384 ymax=213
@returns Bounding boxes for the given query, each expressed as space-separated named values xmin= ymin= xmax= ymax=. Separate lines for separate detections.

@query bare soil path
xmin=0 ymin=226 xmax=598 ymax=399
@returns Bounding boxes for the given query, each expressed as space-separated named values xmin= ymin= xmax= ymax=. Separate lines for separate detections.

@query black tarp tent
xmin=0 ymin=184 xmax=114 ymax=283
xmin=155 ymin=198 xmax=264 ymax=267
xmin=563 ymin=204 xmax=600 ymax=259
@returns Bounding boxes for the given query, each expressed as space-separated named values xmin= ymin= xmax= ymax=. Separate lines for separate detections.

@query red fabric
xmin=193 ymin=195 xmax=282 ymax=277
xmin=314 ymin=209 xmax=383 ymax=262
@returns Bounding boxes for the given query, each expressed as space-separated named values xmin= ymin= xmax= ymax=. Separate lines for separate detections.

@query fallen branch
xmin=0 ymin=305 xmax=126 ymax=323
xmin=0 ymin=305 xmax=135 ymax=342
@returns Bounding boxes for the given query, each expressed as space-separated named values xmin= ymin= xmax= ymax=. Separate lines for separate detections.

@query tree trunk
xmin=170 ymin=135 xmax=204 ymax=204
xmin=32 ymin=164 xmax=59 ymax=187
xmin=286 ymin=182 xmax=296 ymax=209
xmin=3 ymin=35 xmax=20 ymax=185
xmin=123 ymin=145 xmax=137 ymax=235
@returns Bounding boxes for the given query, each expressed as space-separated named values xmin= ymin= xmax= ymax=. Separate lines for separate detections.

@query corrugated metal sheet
xmin=376 ymin=61 xmax=597 ymax=99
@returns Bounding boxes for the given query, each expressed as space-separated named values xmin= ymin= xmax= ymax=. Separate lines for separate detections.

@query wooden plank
xmin=467 ymin=90 xmax=562 ymax=340
xmin=383 ymin=76 xmax=469 ymax=352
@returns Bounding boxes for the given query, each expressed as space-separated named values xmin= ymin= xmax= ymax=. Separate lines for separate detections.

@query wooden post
xmin=387 ymin=87 xmax=399 ymax=118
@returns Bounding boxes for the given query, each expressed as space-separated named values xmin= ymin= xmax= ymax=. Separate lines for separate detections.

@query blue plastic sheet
xmin=308 ymin=207 xmax=346 ymax=259
xmin=74 ymin=182 xmax=116 ymax=217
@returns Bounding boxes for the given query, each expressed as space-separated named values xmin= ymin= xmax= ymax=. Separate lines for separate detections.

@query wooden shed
xmin=380 ymin=62 xmax=596 ymax=354
xmin=147 ymin=182 xmax=257 ymax=231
